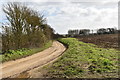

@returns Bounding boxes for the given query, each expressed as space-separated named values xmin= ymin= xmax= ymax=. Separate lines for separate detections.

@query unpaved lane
xmin=1 ymin=41 xmax=66 ymax=78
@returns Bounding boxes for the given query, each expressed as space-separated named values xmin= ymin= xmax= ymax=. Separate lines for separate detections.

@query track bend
xmin=1 ymin=41 xmax=66 ymax=78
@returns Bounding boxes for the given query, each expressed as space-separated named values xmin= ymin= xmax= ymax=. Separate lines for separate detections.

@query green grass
xmin=0 ymin=41 xmax=52 ymax=62
xmin=45 ymin=38 xmax=119 ymax=78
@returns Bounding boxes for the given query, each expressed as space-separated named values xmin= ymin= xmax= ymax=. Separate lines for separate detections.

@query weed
xmin=1 ymin=41 xmax=52 ymax=62
xmin=45 ymin=38 xmax=119 ymax=78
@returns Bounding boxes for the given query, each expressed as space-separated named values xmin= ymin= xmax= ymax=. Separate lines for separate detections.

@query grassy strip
xmin=45 ymin=38 xmax=119 ymax=78
xmin=0 ymin=41 xmax=52 ymax=62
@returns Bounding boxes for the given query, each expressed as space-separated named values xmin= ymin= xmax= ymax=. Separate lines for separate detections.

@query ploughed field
xmin=77 ymin=34 xmax=119 ymax=49
xmin=40 ymin=38 xmax=119 ymax=78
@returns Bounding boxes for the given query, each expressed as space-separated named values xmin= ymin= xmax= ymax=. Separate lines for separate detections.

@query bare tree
xmin=2 ymin=3 xmax=54 ymax=52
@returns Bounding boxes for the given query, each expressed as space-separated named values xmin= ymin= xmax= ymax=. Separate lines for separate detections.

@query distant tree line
xmin=2 ymin=3 xmax=54 ymax=52
xmin=97 ymin=28 xmax=116 ymax=34
xmin=68 ymin=29 xmax=90 ymax=36
xmin=67 ymin=28 xmax=119 ymax=37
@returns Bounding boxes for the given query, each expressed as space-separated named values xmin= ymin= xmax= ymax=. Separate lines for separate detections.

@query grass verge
xmin=44 ymin=38 xmax=119 ymax=78
xmin=0 ymin=41 xmax=52 ymax=62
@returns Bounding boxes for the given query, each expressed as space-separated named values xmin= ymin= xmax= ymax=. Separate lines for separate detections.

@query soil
xmin=77 ymin=34 xmax=119 ymax=49
xmin=1 ymin=41 xmax=66 ymax=78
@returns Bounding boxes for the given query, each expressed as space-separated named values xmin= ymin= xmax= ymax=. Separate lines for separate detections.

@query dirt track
xmin=1 ymin=41 xmax=66 ymax=78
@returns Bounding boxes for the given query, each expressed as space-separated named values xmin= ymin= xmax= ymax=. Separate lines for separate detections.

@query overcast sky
xmin=0 ymin=0 xmax=119 ymax=34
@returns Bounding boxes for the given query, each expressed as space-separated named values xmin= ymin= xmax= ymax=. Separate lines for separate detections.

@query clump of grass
xmin=45 ymin=38 xmax=119 ymax=78
xmin=1 ymin=41 xmax=52 ymax=62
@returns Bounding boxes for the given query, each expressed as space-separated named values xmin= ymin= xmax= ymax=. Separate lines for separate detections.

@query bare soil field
xmin=77 ymin=34 xmax=119 ymax=49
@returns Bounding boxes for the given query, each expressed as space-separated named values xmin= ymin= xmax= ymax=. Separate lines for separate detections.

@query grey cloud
xmin=94 ymin=16 xmax=102 ymax=22
xmin=0 ymin=0 xmax=118 ymax=34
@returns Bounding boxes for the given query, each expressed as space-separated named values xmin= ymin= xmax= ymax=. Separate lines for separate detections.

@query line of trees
xmin=68 ymin=28 xmax=118 ymax=37
xmin=2 ymin=3 xmax=54 ymax=52
xmin=68 ymin=29 xmax=90 ymax=36
xmin=97 ymin=28 xmax=116 ymax=34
